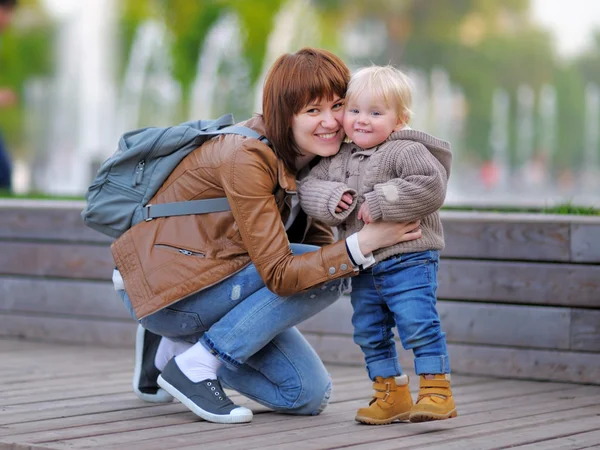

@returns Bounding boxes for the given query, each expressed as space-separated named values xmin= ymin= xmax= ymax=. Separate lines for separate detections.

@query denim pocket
xmin=393 ymin=250 xmax=436 ymax=267
xmin=140 ymin=306 xmax=206 ymax=339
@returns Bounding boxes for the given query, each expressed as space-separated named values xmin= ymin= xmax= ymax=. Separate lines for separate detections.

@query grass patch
xmin=442 ymin=203 xmax=600 ymax=216
xmin=1 ymin=191 xmax=599 ymax=216
xmin=0 ymin=190 xmax=85 ymax=201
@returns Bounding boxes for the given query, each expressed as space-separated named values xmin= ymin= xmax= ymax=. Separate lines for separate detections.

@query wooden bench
xmin=1 ymin=199 xmax=599 ymax=384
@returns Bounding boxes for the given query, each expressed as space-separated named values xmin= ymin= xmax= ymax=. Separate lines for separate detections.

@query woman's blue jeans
xmin=350 ymin=250 xmax=450 ymax=380
xmin=119 ymin=244 xmax=346 ymax=416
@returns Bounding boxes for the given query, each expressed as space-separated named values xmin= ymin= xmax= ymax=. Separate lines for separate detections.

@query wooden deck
xmin=1 ymin=339 xmax=600 ymax=450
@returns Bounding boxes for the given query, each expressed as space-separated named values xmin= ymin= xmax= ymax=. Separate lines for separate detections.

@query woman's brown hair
xmin=262 ymin=48 xmax=350 ymax=173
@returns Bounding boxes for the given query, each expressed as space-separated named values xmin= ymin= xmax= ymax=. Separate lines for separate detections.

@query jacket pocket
xmin=154 ymin=244 xmax=205 ymax=257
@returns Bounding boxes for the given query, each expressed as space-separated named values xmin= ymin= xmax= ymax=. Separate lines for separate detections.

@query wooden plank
xmin=571 ymin=223 xmax=600 ymax=262
xmin=339 ymin=409 xmax=600 ymax=450
xmin=34 ymin=380 xmax=556 ymax=450
xmin=11 ymin=381 xmax=591 ymax=450
xmin=508 ymin=429 xmax=600 ymax=449
xmin=449 ymin=343 xmax=600 ymax=384
xmin=570 ymin=309 xmax=600 ymax=352
xmin=0 ymin=242 xmax=113 ymax=280
xmin=0 ymin=278 xmax=128 ymax=320
xmin=397 ymin=415 xmax=600 ymax=450
xmin=303 ymin=333 xmax=600 ymax=384
xmin=0 ymin=315 xmax=135 ymax=347
xmin=438 ymin=301 xmax=571 ymax=350
xmin=1 ymin=338 xmax=599 ymax=450
xmin=300 ymin=299 xmax=572 ymax=350
xmin=438 ymin=259 xmax=600 ymax=308
xmin=183 ymin=401 xmax=600 ymax=450
xmin=0 ymin=200 xmax=109 ymax=244
xmin=441 ymin=219 xmax=571 ymax=262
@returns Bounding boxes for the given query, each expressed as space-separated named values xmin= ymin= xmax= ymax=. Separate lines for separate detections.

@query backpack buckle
xmin=143 ymin=205 xmax=153 ymax=221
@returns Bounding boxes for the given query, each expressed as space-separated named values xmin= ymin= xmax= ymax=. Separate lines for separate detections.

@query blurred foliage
xmin=0 ymin=0 xmax=53 ymax=153
xmin=1 ymin=0 xmax=599 ymax=174
xmin=119 ymin=0 xmax=285 ymax=97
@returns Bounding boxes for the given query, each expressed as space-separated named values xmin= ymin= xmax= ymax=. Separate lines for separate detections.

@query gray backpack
xmin=81 ymin=114 xmax=269 ymax=238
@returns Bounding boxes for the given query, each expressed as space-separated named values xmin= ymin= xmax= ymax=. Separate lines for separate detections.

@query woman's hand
xmin=335 ymin=192 xmax=354 ymax=213
xmin=357 ymin=220 xmax=421 ymax=255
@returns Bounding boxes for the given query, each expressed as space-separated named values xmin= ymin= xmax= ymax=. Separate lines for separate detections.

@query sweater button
xmin=340 ymin=264 xmax=348 ymax=271
xmin=329 ymin=267 xmax=336 ymax=275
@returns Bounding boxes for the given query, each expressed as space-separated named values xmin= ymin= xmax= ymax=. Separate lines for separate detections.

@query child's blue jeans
xmin=350 ymin=250 xmax=450 ymax=380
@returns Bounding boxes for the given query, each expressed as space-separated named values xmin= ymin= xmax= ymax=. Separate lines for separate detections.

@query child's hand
xmin=335 ymin=192 xmax=354 ymax=213
xmin=358 ymin=203 xmax=373 ymax=224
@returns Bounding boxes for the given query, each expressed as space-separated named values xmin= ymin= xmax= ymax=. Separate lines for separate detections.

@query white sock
xmin=175 ymin=342 xmax=223 ymax=383
xmin=154 ymin=337 xmax=193 ymax=372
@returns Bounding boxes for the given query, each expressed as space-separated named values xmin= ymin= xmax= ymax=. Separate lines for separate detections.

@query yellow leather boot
xmin=355 ymin=375 xmax=413 ymax=425
xmin=409 ymin=374 xmax=457 ymax=422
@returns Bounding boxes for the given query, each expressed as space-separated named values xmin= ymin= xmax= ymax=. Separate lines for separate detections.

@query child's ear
xmin=394 ymin=112 xmax=409 ymax=131
xmin=393 ymin=114 xmax=408 ymax=131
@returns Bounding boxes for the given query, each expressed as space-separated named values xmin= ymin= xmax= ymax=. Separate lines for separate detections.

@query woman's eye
xmin=333 ymin=102 xmax=344 ymax=110
xmin=306 ymin=108 xmax=319 ymax=114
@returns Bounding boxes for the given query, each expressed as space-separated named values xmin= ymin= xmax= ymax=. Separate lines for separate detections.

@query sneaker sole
xmin=409 ymin=409 xmax=458 ymax=423
xmin=157 ymin=375 xmax=253 ymax=424
xmin=133 ymin=325 xmax=173 ymax=403
xmin=355 ymin=411 xmax=411 ymax=425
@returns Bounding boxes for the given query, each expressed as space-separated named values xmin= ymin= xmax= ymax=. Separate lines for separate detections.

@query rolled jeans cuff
xmin=200 ymin=333 xmax=242 ymax=372
xmin=366 ymin=356 xmax=402 ymax=380
xmin=414 ymin=355 xmax=451 ymax=375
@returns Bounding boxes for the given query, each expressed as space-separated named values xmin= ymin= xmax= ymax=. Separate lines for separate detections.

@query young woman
xmin=112 ymin=48 xmax=422 ymax=424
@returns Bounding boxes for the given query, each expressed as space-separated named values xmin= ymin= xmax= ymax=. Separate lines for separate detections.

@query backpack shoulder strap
xmin=142 ymin=126 xmax=270 ymax=221
xmin=143 ymin=197 xmax=231 ymax=221
xmin=216 ymin=125 xmax=270 ymax=146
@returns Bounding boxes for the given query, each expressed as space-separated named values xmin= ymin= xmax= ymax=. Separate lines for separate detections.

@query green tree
xmin=0 ymin=0 xmax=53 ymax=154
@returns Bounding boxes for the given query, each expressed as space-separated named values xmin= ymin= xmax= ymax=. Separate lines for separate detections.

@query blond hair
xmin=346 ymin=65 xmax=413 ymax=123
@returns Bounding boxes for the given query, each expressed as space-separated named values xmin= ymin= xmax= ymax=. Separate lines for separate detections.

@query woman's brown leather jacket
xmin=111 ymin=116 xmax=356 ymax=319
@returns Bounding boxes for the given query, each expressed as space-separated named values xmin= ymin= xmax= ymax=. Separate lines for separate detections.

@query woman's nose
xmin=321 ymin=111 xmax=338 ymax=128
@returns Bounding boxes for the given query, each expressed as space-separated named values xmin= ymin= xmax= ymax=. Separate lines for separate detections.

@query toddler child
xmin=298 ymin=65 xmax=456 ymax=424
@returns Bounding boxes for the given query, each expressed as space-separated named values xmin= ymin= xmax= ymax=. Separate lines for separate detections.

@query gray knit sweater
xmin=298 ymin=129 xmax=452 ymax=262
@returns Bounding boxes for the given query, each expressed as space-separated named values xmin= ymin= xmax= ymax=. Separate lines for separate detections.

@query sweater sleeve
xmin=364 ymin=142 xmax=448 ymax=222
xmin=298 ymin=157 xmax=357 ymax=226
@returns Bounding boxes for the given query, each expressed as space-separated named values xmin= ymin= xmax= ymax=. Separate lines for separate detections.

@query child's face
xmin=343 ymin=91 xmax=404 ymax=149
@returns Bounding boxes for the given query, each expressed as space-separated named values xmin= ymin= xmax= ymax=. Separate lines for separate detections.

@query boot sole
xmin=409 ymin=409 xmax=458 ymax=423
xmin=355 ymin=411 xmax=411 ymax=425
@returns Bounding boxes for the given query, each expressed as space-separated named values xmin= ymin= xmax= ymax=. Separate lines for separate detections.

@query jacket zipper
xmin=154 ymin=244 xmax=205 ymax=257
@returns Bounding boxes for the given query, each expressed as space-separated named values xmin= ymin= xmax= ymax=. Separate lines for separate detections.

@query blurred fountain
xmin=489 ymin=88 xmax=511 ymax=191
xmin=536 ymin=84 xmax=557 ymax=188
xmin=253 ymin=0 xmax=321 ymax=112
xmin=28 ymin=0 xmax=117 ymax=195
xmin=515 ymin=84 xmax=535 ymax=189
xmin=430 ymin=68 xmax=453 ymax=142
xmin=581 ymin=82 xmax=600 ymax=193
xmin=407 ymin=69 xmax=429 ymax=132
xmin=189 ymin=14 xmax=250 ymax=121
xmin=117 ymin=20 xmax=181 ymax=137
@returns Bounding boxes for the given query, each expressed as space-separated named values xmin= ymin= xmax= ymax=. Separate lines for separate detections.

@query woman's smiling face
xmin=291 ymin=96 xmax=346 ymax=160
